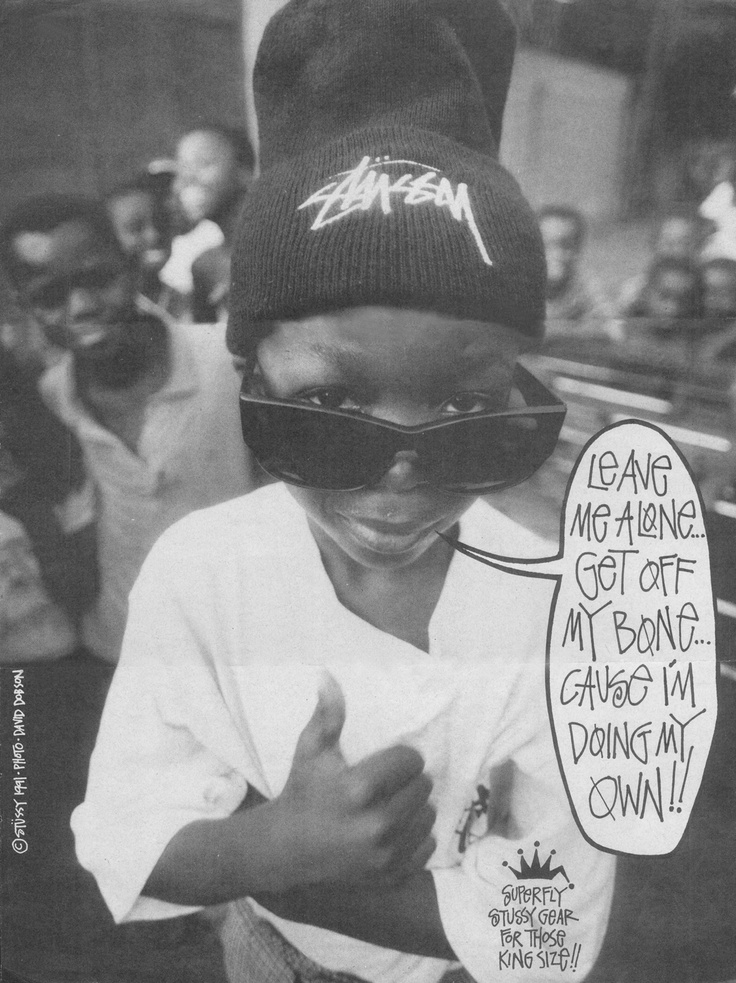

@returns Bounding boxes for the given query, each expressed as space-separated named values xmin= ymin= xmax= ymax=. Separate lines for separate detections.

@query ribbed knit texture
xmin=227 ymin=0 xmax=546 ymax=352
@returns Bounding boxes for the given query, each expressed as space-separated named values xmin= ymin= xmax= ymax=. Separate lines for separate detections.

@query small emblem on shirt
xmin=297 ymin=155 xmax=493 ymax=266
xmin=456 ymin=762 xmax=516 ymax=851
xmin=456 ymin=783 xmax=491 ymax=853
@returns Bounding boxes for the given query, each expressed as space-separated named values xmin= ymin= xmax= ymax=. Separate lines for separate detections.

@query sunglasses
xmin=239 ymin=365 xmax=566 ymax=492
xmin=26 ymin=264 xmax=123 ymax=310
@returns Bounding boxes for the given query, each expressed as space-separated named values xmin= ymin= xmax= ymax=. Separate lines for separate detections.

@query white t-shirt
xmin=39 ymin=319 xmax=259 ymax=662
xmin=72 ymin=484 xmax=615 ymax=983
xmin=159 ymin=219 xmax=225 ymax=295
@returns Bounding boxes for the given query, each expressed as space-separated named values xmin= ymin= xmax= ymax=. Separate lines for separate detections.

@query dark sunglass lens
xmin=424 ymin=414 xmax=556 ymax=491
xmin=76 ymin=266 xmax=120 ymax=289
xmin=27 ymin=266 xmax=119 ymax=310
xmin=241 ymin=402 xmax=397 ymax=489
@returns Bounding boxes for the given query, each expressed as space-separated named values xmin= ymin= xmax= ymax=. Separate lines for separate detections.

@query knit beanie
xmin=227 ymin=0 xmax=546 ymax=353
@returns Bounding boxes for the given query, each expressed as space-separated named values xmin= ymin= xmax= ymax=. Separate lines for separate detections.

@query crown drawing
xmin=502 ymin=842 xmax=574 ymax=888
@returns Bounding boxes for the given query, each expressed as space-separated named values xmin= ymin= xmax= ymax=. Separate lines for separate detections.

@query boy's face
xmin=174 ymin=131 xmax=244 ymax=224
xmin=648 ymin=270 xmax=695 ymax=320
xmin=540 ymin=216 xmax=580 ymax=291
xmin=655 ymin=217 xmax=698 ymax=260
xmin=253 ymin=307 xmax=523 ymax=571
xmin=11 ymin=219 xmax=136 ymax=358
xmin=107 ymin=190 xmax=170 ymax=273
xmin=703 ymin=266 xmax=736 ymax=318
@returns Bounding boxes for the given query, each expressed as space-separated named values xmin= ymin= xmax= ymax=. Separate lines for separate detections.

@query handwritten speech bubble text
xmin=449 ymin=420 xmax=718 ymax=855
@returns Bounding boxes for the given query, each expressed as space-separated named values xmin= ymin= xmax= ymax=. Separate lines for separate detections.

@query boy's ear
xmin=231 ymin=352 xmax=260 ymax=383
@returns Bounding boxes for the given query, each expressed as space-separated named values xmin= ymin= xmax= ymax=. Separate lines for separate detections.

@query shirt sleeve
xmin=71 ymin=528 xmax=262 ymax=924
xmin=432 ymin=677 xmax=616 ymax=983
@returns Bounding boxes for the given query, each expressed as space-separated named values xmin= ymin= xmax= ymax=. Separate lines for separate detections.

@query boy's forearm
xmin=253 ymin=871 xmax=456 ymax=961
xmin=143 ymin=794 xmax=303 ymax=905
xmin=144 ymin=797 xmax=454 ymax=961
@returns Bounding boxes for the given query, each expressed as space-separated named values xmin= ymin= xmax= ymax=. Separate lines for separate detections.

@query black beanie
xmin=227 ymin=0 xmax=546 ymax=353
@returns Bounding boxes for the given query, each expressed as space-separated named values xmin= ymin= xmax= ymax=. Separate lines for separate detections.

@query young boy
xmin=537 ymin=205 xmax=616 ymax=339
xmin=73 ymin=1 xmax=615 ymax=980
xmin=173 ymin=126 xmax=254 ymax=322
xmin=701 ymin=256 xmax=736 ymax=320
xmin=0 ymin=194 xmax=260 ymax=662
xmin=106 ymin=174 xmax=187 ymax=319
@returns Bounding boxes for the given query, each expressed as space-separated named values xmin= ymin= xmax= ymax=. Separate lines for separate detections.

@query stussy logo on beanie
xmin=298 ymin=155 xmax=492 ymax=267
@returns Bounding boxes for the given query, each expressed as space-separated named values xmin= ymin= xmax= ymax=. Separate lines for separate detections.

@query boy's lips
xmin=344 ymin=515 xmax=428 ymax=534
xmin=337 ymin=512 xmax=439 ymax=553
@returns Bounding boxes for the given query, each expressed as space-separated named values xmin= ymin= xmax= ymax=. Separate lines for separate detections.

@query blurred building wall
xmin=241 ymin=0 xmax=284 ymax=157
xmin=501 ymin=47 xmax=632 ymax=220
xmin=0 ymin=0 xmax=246 ymax=221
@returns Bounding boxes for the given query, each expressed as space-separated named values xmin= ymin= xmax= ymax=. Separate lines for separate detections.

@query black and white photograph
xmin=1 ymin=1 xmax=735 ymax=982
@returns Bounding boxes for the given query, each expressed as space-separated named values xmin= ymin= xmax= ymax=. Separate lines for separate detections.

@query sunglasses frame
xmin=239 ymin=363 xmax=566 ymax=492
xmin=24 ymin=263 xmax=125 ymax=311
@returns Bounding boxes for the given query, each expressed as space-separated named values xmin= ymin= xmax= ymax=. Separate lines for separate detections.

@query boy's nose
xmin=375 ymin=450 xmax=426 ymax=492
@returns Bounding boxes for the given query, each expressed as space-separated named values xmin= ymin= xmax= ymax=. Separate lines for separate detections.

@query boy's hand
xmin=274 ymin=675 xmax=436 ymax=887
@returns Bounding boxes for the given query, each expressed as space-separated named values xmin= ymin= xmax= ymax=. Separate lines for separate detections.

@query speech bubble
xmin=448 ymin=419 xmax=718 ymax=856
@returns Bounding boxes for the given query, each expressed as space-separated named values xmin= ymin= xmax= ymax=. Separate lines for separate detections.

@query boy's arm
xmin=253 ymin=871 xmax=455 ymax=960
xmin=144 ymin=681 xmax=436 ymax=905
xmin=249 ymin=711 xmax=615 ymax=980
xmin=252 ymin=767 xmax=615 ymax=978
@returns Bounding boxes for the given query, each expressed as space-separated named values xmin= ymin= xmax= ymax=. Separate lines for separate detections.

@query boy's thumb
xmin=296 ymin=673 xmax=346 ymax=759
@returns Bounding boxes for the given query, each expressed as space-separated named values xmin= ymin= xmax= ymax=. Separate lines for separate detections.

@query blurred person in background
xmin=619 ymin=256 xmax=706 ymax=373
xmin=698 ymin=147 xmax=736 ymax=263
xmin=150 ymin=156 xmax=225 ymax=305
xmin=616 ymin=209 xmax=707 ymax=318
xmin=0 ymin=346 xmax=93 ymax=661
xmin=0 ymin=510 xmax=76 ymax=662
xmin=0 ymin=193 xmax=263 ymax=665
xmin=0 ymin=344 xmax=95 ymax=637
xmin=629 ymin=256 xmax=704 ymax=324
xmin=537 ymin=204 xmax=616 ymax=340
xmin=106 ymin=172 xmax=188 ymax=320
xmin=701 ymin=256 xmax=736 ymax=320
xmin=2 ymin=264 xmax=60 ymax=372
xmin=699 ymin=258 xmax=736 ymax=363
xmin=173 ymin=125 xmax=255 ymax=322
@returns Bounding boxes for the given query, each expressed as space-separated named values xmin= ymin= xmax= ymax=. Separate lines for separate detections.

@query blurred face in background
xmin=107 ymin=189 xmax=171 ymax=274
xmin=702 ymin=263 xmax=736 ymax=318
xmin=646 ymin=268 xmax=699 ymax=321
xmin=174 ymin=130 xmax=245 ymax=225
xmin=11 ymin=219 xmax=136 ymax=358
xmin=540 ymin=215 xmax=582 ymax=295
xmin=654 ymin=216 xmax=700 ymax=261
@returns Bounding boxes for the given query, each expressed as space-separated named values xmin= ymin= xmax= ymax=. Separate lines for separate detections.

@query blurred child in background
xmin=106 ymin=173 xmax=188 ymax=320
xmin=173 ymin=126 xmax=255 ymax=323
xmin=699 ymin=258 xmax=736 ymax=363
xmin=619 ymin=256 xmax=705 ymax=373
xmin=538 ymin=205 xmax=616 ymax=340
xmin=616 ymin=210 xmax=706 ymax=318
